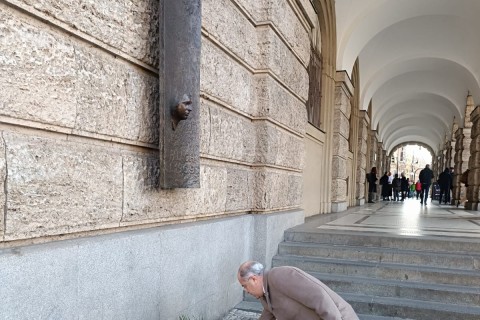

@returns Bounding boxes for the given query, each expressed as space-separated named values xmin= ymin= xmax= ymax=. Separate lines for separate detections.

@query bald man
xmin=237 ymin=261 xmax=359 ymax=320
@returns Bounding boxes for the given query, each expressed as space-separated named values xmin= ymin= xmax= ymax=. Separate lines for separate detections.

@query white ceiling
xmin=335 ymin=0 xmax=480 ymax=154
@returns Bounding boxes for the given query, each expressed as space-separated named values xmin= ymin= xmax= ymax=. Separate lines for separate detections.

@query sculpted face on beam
xmin=171 ymin=94 xmax=193 ymax=131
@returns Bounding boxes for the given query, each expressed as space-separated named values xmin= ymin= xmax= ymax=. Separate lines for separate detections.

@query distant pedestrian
xmin=438 ymin=167 xmax=452 ymax=204
xmin=415 ymin=180 xmax=422 ymax=199
xmin=379 ymin=172 xmax=389 ymax=201
xmin=392 ymin=173 xmax=401 ymax=201
xmin=400 ymin=173 xmax=408 ymax=201
xmin=367 ymin=167 xmax=378 ymax=203
xmin=419 ymin=164 xmax=434 ymax=205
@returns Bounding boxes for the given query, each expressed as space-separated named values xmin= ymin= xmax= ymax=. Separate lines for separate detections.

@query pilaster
xmin=452 ymin=95 xmax=474 ymax=205
xmin=356 ymin=111 xmax=369 ymax=205
xmin=331 ymin=71 xmax=353 ymax=212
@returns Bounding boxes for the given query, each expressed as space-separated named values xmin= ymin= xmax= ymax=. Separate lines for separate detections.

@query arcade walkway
xmin=224 ymin=199 xmax=480 ymax=320
xmin=302 ymin=198 xmax=480 ymax=240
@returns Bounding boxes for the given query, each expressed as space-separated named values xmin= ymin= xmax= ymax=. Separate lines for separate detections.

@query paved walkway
xmin=221 ymin=197 xmax=480 ymax=319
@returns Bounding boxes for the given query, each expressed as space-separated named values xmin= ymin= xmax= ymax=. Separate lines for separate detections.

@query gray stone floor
xmin=221 ymin=310 xmax=259 ymax=320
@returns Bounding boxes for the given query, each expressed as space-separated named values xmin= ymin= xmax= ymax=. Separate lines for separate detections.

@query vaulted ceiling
xmin=335 ymin=0 xmax=480 ymax=154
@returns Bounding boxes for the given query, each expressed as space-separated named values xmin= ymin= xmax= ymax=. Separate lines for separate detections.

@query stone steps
xmin=278 ymin=241 xmax=480 ymax=270
xmin=272 ymin=255 xmax=480 ymax=287
xmin=310 ymin=272 xmax=480 ymax=306
xmin=344 ymin=293 xmax=480 ymax=320
xmin=269 ymin=228 xmax=480 ymax=319
xmin=284 ymin=229 xmax=480 ymax=255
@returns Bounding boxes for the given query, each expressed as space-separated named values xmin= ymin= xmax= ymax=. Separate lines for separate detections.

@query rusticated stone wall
xmin=0 ymin=0 xmax=311 ymax=243
xmin=466 ymin=106 xmax=480 ymax=210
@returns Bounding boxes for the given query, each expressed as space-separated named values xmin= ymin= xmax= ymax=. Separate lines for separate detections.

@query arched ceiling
xmin=335 ymin=0 xmax=480 ymax=154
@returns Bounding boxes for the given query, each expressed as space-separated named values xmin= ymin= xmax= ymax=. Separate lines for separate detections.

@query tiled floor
xmin=316 ymin=198 xmax=480 ymax=238
xmin=222 ymin=197 xmax=480 ymax=320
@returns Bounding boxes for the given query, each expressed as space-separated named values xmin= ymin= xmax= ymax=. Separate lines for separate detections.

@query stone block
xmin=203 ymin=0 xmax=259 ymax=68
xmin=234 ymin=0 xmax=262 ymax=21
xmin=226 ymin=167 xmax=254 ymax=211
xmin=332 ymin=133 xmax=350 ymax=156
xmin=331 ymin=201 xmax=348 ymax=213
xmin=74 ymin=46 xmax=159 ymax=144
xmin=200 ymin=101 xmax=256 ymax=163
xmin=255 ymin=122 xmax=304 ymax=170
xmin=0 ymin=6 xmax=159 ymax=144
xmin=332 ymin=156 xmax=347 ymax=179
xmin=201 ymin=40 xmax=257 ymax=115
xmin=471 ymin=136 xmax=480 ymax=151
xmin=4 ymin=132 xmax=123 ymax=240
xmin=357 ymin=167 xmax=366 ymax=181
xmin=0 ymin=134 xmax=5 ymax=236
xmin=123 ymin=152 xmax=253 ymax=223
xmin=335 ymin=86 xmax=352 ymax=115
xmin=121 ymin=153 xmax=170 ymax=223
xmin=360 ymin=141 xmax=368 ymax=155
xmin=254 ymin=170 xmax=302 ymax=210
xmin=331 ymin=179 xmax=347 ymax=201
xmin=257 ymin=28 xmax=308 ymax=101
xmin=333 ymin=110 xmax=350 ymax=138
xmin=260 ymin=0 xmax=310 ymax=65
xmin=0 ymin=6 xmax=77 ymax=128
xmin=469 ymin=152 xmax=480 ymax=168
xmin=15 ymin=0 xmax=159 ymax=66
xmin=358 ymin=122 xmax=368 ymax=140
xmin=255 ymin=75 xmax=307 ymax=134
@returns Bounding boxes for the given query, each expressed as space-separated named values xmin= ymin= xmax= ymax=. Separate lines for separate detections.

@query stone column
xmin=331 ymin=71 xmax=353 ymax=212
xmin=377 ymin=142 xmax=384 ymax=176
xmin=438 ymin=147 xmax=445 ymax=176
xmin=451 ymin=118 xmax=458 ymax=165
xmin=444 ymin=134 xmax=453 ymax=169
xmin=356 ymin=111 xmax=369 ymax=205
xmin=452 ymin=95 xmax=474 ymax=205
xmin=465 ymin=106 xmax=480 ymax=210
xmin=453 ymin=129 xmax=465 ymax=203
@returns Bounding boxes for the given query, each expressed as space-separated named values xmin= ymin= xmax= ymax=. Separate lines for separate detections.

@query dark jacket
xmin=379 ymin=174 xmax=388 ymax=186
xmin=438 ymin=168 xmax=452 ymax=189
xmin=419 ymin=167 xmax=434 ymax=184
xmin=400 ymin=177 xmax=408 ymax=191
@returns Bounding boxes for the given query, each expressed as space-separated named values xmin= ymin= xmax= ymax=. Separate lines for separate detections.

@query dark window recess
xmin=306 ymin=47 xmax=322 ymax=129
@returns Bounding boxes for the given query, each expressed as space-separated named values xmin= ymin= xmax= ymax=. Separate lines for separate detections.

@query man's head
xmin=425 ymin=164 xmax=430 ymax=168
xmin=237 ymin=261 xmax=265 ymax=298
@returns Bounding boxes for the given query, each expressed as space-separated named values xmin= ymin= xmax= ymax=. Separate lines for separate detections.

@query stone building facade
xmin=0 ymin=0 xmax=331 ymax=318
xmin=2 ymin=0 xmax=480 ymax=319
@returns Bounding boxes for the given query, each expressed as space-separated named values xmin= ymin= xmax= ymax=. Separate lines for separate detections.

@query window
xmin=306 ymin=46 xmax=322 ymax=129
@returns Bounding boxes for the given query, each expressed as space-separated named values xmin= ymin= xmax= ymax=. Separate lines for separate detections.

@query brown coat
xmin=258 ymin=266 xmax=359 ymax=320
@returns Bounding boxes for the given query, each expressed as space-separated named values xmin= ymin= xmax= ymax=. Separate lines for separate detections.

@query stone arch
xmin=310 ymin=0 xmax=337 ymax=130
xmin=388 ymin=142 xmax=435 ymax=159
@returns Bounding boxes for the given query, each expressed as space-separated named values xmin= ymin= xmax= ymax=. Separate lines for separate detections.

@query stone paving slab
xmin=222 ymin=309 xmax=259 ymax=320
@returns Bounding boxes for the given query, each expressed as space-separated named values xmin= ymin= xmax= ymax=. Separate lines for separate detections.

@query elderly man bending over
xmin=237 ymin=261 xmax=359 ymax=320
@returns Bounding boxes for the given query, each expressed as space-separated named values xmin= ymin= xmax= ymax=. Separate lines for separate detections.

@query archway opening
xmin=389 ymin=144 xmax=433 ymax=183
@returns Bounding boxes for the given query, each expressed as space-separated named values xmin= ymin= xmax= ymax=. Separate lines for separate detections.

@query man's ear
xmin=251 ymin=275 xmax=261 ymax=284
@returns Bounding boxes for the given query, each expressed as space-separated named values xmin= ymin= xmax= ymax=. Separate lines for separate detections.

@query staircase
xmin=236 ymin=228 xmax=480 ymax=319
